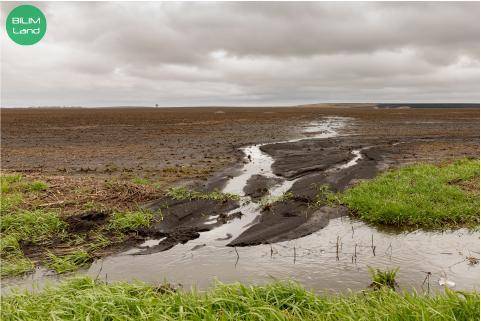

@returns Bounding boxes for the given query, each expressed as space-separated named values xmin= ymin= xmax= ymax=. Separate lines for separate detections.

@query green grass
xmin=260 ymin=191 xmax=294 ymax=209
xmin=0 ymin=210 xmax=66 ymax=277
xmin=369 ymin=267 xmax=399 ymax=290
xmin=1 ymin=173 xmax=69 ymax=277
xmin=0 ymin=193 xmax=23 ymax=214
xmin=0 ymin=234 xmax=34 ymax=277
xmin=28 ymin=180 xmax=49 ymax=191
xmin=46 ymin=250 xmax=92 ymax=274
xmin=1 ymin=256 xmax=34 ymax=277
xmin=107 ymin=210 xmax=154 ymax=232
xmin=132 ymin=177 xmax=151 ymax=185
xmin=1 ymin=277 xmax=479 ymax=321
xmin=1 ymin=209 xmax=67 ymax=243
xmin=311 ymin=184 xmax=339 ymax=208
xmin=1 ymin=173 xmax=23 ymax=193
xmin=166 ymin=187 xmax=240 ymax=202
xmin=340 ymin=159 xmax=479 ymax=229
xmin=1 ymin=174 xmax=48 ymax=194
xmin=0 ymin=232 xmax=29 ymax=278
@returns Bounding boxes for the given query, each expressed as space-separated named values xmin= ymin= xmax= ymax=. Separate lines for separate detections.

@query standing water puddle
xmin=3 ymin=117 xmax=479 ymax=294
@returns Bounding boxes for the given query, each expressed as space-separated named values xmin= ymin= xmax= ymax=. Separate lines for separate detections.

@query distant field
xmin=377 ymin=103 xmax=480 ymax=109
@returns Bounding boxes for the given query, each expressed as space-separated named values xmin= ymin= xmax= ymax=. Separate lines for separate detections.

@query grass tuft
xmin=28 ymin=180 xmax=49 ymax=191
xmin=260 ymin=191 xmax=294 ymax=210
xmin=1 ymin=256 xmax=34 ymax=278
xmin=0 ymin=193 xmax=23 ymax=214
xmin=0 ymin=173 xmax=23 ymax=193
xmin=46 ymin=250 xmax=92 ymax=274
xmin=369 ymin=267 xmax=399 ymax=290
xmin=107 ymin=210 xmax=154 ymax=232
xmin=312 ymin=184 xmax=339 ymax=207
xmin=0 ymin=235 xmax=35 ymax=277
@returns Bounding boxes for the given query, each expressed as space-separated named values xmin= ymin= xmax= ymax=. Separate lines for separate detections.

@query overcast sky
xmin=1 ymin=1 xmax=479 ymax=107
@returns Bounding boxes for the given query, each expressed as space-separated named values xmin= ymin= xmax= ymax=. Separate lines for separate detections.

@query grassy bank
xmin=2 ymin=277 xmax=478 ymax=321
xmin=340 ymin=158 xmax=479 ymax=229
xmin=0 ymin=173 xmax=162 ymax=278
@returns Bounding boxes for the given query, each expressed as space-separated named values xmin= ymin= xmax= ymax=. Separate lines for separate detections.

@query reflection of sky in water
xmin=5 ymin=218 xmax=478 ymax=295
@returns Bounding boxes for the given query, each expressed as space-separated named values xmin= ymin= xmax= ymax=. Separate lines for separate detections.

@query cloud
xmin=1 ymin=1 xmax=479 ymax=106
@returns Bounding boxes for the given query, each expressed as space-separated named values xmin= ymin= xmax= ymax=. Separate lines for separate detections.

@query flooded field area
xmin=2 ymin=111 xmax=479 ymax=294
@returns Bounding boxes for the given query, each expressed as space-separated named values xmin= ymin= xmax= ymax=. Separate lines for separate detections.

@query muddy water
xmin=3 ymin=117 xmax=479 ymax=294
xmin=96 ymin=220 xmax=479 ymax=293
xmin=5 ymin=218 xmax=479 ymax=294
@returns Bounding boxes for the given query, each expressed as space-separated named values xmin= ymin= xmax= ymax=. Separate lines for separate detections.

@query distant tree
xmin=155 ymin=104 xmax=159 ymax=107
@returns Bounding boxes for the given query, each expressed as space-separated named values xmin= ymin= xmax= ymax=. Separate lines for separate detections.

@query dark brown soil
xmin=243 ymin=175 xmax=282 ymax=200
xmin=64 ymin=211 xmax=110 ymax=233
xmin=3 ymin=106 xmax=478 ymax=179
xmin=133 ymin=196 xmax=239 ymax=253
xmin=229 ymin=205 xmax=347 ymax=246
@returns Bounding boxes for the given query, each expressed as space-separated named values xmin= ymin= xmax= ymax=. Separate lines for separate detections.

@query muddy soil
xmin=2 ymin=106 xmax=478 ymax=178
xmin=243 ymin=175 xmax=282 ymax=200
xmin=260 ymin=141 xmax=353 ymax=179
xmin=133 ymin=196 xmax=240 ymax=253
xmin=1 ymin=107 xmax=337 ymax=181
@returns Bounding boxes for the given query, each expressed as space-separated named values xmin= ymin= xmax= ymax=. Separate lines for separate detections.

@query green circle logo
xmin=6 ymin=5 xmax=47 ymax=45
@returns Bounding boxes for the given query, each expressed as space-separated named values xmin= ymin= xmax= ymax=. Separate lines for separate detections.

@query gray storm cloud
xmin=1 ymin=1 xmax=479 ymax=107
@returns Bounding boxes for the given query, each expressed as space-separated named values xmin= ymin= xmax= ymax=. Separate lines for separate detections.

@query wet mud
xmin=259 ymin=140 xmax=353 ymax=179
xmin=64 ymin=211 xmax=110 ymax=233
xmin=243 ymin=175 xmax=282 ymax=200
xmin=135 ymin=197 xmax=240 ymax=253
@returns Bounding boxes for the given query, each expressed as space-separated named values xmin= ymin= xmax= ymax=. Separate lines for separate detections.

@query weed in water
xmin=368 ymin=267 xmax=399 ymax=290
xmin=46 ymin=250 xmax=92 ymax=274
